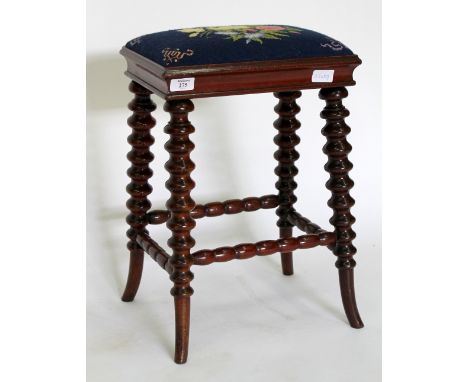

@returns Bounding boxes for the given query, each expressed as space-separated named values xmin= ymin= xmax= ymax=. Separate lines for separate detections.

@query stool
xmin=120 ymin=25 xmax=363 ymax=364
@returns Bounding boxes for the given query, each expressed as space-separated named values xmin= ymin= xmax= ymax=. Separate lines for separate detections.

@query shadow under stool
xmin=119 ymin=24 xmax=364 ymax=364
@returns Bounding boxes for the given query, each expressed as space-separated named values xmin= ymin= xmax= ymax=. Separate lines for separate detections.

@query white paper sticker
xmin=311 ymin=70 xmax=334 ymax=83
xmin=170 ymin=77 xmax=195 ymax=92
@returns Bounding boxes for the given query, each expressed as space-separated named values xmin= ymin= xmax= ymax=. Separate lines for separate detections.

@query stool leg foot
xmin=280 ymin=227 xmax=294 ymax=275
xmin=174 ymin=296 xmax=191 ymax=364
xmin=121 ymin=251 xmax=144 ymax=302
xmin=122 ymin=81 xmax=156 ymax=302
xmin=273 ymin=91 xmax=301 ymax=276
xmin=320 ymin=87 xmax=364 ymax=329
xmin=339 ymin=268 xmax=364 ymax=328
xmin=164 ymin=99 xmax=196 ymax=364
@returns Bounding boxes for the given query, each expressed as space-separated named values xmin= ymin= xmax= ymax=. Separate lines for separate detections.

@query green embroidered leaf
xmin=189 ymin=33 xmax=199 ymax=37
xmin=268 ymin=31 xmax=289 ymax=36
xmin=262 ymin=34 xmax=280 ymax=40
xmin=179 ymin=28 xmax=205 ymax=33
xmin=199 ymin=31 xmax=212 ymax=37
xmin=251 ymin=37 xmax=263 ymax=44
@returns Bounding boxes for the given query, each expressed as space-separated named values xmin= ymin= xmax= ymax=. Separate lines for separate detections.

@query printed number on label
xmin=311 ymin=70 xmax=334 ymax=83
xmin=170 ymin=77 xmax=195 ymax=92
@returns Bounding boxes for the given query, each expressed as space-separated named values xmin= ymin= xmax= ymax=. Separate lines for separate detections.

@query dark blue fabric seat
xmin=125 ymin=25 xmax=354 ymax=68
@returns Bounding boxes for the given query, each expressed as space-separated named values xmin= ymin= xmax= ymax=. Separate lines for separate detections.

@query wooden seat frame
xmin=120 ymin=48 xmax=364 ymax=364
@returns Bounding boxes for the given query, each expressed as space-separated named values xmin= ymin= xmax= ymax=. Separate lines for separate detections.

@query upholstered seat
xmin=121 ymin=25 xmax=360 ymax=100
xmin=125 ymin=25 xmax=354 ymax=67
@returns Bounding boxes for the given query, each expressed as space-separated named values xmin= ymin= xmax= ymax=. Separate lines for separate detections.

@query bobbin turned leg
xmin=164 ymin=99 xmax=196 ymax=364
xmin=274 ymin=91 xmax=301 ymax=275
xmin=320 ymin=87 xmax=363 ymax=328
xmin=122 ymin=81 xmax=156 ymax=302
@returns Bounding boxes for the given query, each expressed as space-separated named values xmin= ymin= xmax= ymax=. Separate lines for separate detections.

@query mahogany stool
xmin=120 ymin=25 xmax=363 ymax=364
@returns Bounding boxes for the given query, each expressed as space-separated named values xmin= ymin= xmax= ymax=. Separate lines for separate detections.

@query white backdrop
xmin=87 ymin=1 xmax=381 ymax=381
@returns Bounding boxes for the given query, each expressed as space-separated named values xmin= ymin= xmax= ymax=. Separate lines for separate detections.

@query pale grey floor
xmin=87 ymin=209 xmax=381 ymax=382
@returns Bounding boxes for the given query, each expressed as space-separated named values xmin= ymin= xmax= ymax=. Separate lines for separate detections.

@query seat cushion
xmin=125 ymin=25 xmax=353 ymax=68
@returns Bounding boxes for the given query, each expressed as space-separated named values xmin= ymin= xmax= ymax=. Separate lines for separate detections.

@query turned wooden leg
xmin=164 ymin=99 xmax=196 ymax=364
xmin=122 ymin=81 xmax=155 ymax=302
xmin=274 ymin=91 xmax=301 ymax=276
xmin=320 ymin=87 xmax=364 ymax=329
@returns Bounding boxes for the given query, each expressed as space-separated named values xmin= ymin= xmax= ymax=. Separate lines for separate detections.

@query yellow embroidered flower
xmin=178 ymin=28 xmax=205 ymax=33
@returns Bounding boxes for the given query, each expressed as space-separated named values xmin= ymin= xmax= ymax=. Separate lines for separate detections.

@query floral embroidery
xmin=177 ymin=25 xmax=301 ymax=44
xmin=161 ymin=48 xmax=194 ymax=65
xmin=320 ymin=40 xmax=344 ymax=51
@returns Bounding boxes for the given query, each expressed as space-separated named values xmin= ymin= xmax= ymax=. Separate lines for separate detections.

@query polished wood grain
xmin=287 ymin=210 xmax=326 ymax=234
xmin=121 ymin=47 xmax=361 ymax=100
xmin=121 ymin=81 xmax=155 ymax=302
xmin=164 ymin=99 xmax=196 ymax=364
xmin=191 ymin=232 xmax=336 ymax=266
xmin=146 ymin=194 xmax=278 ymax=225
xmin=320 ymin=87 xmax=364 ymax=329
xmin=274 ymin=91 xmax=302 ymax=275
xmin=120 ymin=59 xmax=365 ymax=365
xmin=136 ymin=233 xmax=172 ymax=273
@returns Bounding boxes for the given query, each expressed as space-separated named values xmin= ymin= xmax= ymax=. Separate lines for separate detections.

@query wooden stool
xmin=120 ymin=25 xmax=363 ymax=364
